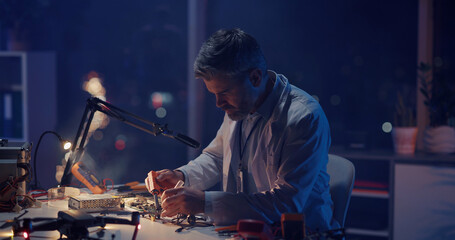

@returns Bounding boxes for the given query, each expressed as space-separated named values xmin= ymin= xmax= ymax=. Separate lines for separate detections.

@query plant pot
xmin=423 ymin=126 xmax=455 ymax=154
xmin=392 ymin=127 xmax=418 ymax=155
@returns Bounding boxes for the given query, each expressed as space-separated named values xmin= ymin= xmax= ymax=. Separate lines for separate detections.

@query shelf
xmin=332 ymin=150 xmax=393 ymax=239
xmin=352 ymin=189 xmax=389 ymax=199
xmin=0 ymin=85 xmax=22 ymax=91
xmin=345 ymin=228 xmax=389 ymax=237
xmin=330 ymin=146 xmax=455 ymax=165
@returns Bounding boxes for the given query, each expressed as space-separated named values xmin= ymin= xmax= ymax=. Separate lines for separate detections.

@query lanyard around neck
xmin=238 ymin=117 xmax=261 ymax=167
xmin=236 ymin=117 xmax=261 ymax=193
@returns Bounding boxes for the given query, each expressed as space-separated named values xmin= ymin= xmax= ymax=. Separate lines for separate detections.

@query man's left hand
xmin=161 ymin=187 xmax=205 ymax=217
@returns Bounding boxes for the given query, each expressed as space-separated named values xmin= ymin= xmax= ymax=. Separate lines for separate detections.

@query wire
xmin=171 ymin=214 xmax=212 ymax=232
xmin=16 ymin=195 xmax=36 ymax=207
xmin=0 ymin=176 xmax=20 ymax=211
xmin=103 ymin=178 xmax=115 ymax=191
xmin=0 ymin=175 xmax=35 ymax=211
xmin=28 ymin=189 xmax=48 ymax=198
xmin=32 ymin=131 xmax=65 ymax=190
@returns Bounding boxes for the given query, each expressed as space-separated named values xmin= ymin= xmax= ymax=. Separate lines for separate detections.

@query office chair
xmin=327 ymin=154 xmax=355 ymax=227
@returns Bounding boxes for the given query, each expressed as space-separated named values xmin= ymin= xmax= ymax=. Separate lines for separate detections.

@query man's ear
xmin=249 ymin=68 xmax=263 ymax=87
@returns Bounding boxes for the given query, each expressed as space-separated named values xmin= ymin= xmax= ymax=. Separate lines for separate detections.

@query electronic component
xmin=0 ymin=140 xmax=31 ymax=190
xmin=71 ymin=161 xmax=106 ymax=194
xmin=123 ymin=196 xmax=159 ymax=218
xmin=281 ymin=213 xmax=305 ymax=240
xmin=237 ymin=219 xmax=274 ymax=240
xmin=68 ymin=194 xmax=122 ymax=211
xmin=0 ymin=140 xmax=32 ymax=211
xmin=48 ymin=186 xmax=81 ymax=200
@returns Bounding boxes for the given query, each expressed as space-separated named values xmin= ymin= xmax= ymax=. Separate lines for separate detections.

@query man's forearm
xmin=177 ymin=152 xmax=223 ymax=190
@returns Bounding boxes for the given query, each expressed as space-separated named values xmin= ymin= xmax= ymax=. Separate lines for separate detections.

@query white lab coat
xmin=178 ymin=72 xmax=338 ymax=231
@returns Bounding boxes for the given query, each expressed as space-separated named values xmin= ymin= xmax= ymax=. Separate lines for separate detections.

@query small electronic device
xmin=123 ymin=196 xmax=159 ymax=219
xmin=71 ymin=161 xmax=106 ymax=194
xmin=2 ymin=209 xmax=140 ymax=240
xmin=0 ymin=140 xmax=31 ymax=190
xmin=0 ymin=140 xmax=32 ymax=211
xmin=237 ymin=219 xmax=274 ymax=240
xmin=281 ymin=213 xmax=305 ymax=240
xmin=48 ymin=186 xmax=81 ymax=200
xmin=68 ymin=194 xmax=122 ymax=211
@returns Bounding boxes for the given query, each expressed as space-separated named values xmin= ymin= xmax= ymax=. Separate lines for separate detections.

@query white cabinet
xmin=332 ymin=147 xmax=455 ymax=240
xmin=0 ymin=52 xmax=56 ymax=143
xmin=394 ymin=162 xmax=455 ymax=240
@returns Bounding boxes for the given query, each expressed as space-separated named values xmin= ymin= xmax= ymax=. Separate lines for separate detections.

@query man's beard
xmin=223 ymin=100 xmax=254 ymax=121
xmin=227 ymin=110 xmax=248 ymax=121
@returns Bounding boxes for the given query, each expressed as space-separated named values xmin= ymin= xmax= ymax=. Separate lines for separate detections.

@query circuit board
xmin=122 ymin=196 xmax=160 ymax=220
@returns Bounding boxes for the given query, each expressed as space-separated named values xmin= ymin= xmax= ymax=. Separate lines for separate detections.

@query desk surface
xmin=0 ymin=198 xmax=225 ymax=240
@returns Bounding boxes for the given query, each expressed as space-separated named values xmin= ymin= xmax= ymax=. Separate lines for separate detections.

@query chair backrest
xmin=327 ymin=154 xmax=355 ymax=227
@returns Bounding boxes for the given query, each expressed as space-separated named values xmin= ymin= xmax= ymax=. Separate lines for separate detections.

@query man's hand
xmin=145 ymin=169 xmax=184 ymax=194
xmin=161 ymin=187 xmax=205 ymax=217
xmin=158 ymin=169 xmax=184 ymax=187
xmin=157 ymin=169 xmax=184 ymax=186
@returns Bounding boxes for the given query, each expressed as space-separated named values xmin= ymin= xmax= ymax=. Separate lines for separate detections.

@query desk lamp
xmin=59 ymin=97 xmax=200 ymax=187
xmin=31 ymin=131 xmax=72 ymax=190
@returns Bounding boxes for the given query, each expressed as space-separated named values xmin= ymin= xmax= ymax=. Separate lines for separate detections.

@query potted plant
xmin=419 ymin=62 xmax=455 ymax=154
xmin=392 ymin=90 xmax=418 ymax=154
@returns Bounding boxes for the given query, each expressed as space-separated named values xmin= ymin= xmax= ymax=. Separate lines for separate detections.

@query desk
xmin=0 ymin=198 xmax=224 ymax=239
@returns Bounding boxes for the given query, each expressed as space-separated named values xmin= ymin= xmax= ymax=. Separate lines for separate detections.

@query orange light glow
xmin=0 ymin=230 xmax=14 ymax=238
xmin=103 ymin=225 xmax=115 ymax=230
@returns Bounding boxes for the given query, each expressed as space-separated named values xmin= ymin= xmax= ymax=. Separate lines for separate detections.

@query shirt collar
xmin=255 ymin=70 xmax=280 ymax=120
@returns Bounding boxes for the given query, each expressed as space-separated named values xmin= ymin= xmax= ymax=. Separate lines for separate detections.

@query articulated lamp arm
xmin=59 ymin=97 xmax=200 ymax=186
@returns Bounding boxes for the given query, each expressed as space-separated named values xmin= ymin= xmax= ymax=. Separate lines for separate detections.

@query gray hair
xmin=194 ymin=28 xmax=267 ymax=81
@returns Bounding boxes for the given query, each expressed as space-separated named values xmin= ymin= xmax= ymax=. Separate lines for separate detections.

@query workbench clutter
xmin=0 ymin=140 xmax=36 ymax=212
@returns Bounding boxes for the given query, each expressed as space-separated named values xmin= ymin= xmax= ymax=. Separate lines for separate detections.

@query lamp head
xmin=62 ymin=141 xmax=72 ymax=150
xmin=37 ymin=131 xmax=72 ymax=151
